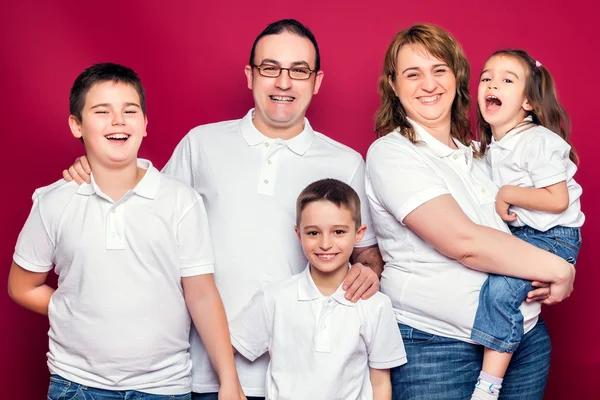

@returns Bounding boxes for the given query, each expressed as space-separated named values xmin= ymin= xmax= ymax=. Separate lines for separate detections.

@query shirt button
xmin=265 ymin=142 xmax=270 ymax=147
xmin=321 ymin=324 xmax=326 ymax=329
xmin=111 ymin=232 xmax=118 ymax=238
xmin=267 ymin=160 xmax=272 ymax=165
xmin=111 ymin=208 xmax=116 ymax=214
xmin=453 ymin=154 xmax=459 ymax=160
xmin=481 ymin=188 xmax=486 ymax=193
xmin=264 ymin=179 xmax=269 ymax=184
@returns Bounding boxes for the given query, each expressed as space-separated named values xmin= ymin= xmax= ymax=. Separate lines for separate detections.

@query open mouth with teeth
xmin=485 ymin=95 xmax=502 ymax=112
xmin=270 ymin=95 xmax=295 ymax=103
xmin=105 ymin=133 xmax=131 ymax=142
xmin=419 ymin=95 xmax=441 ymax=104
xmin=315 ymin=253 xmax=339 ymax=261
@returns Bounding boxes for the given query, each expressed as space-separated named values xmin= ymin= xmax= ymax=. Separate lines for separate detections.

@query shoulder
xmin=157 ymin=171 xmax=203 ymax=208
xmin=183 ymin=118 xmax=242 ymax=143
xmin=262 ymin=273 xmax=302 ymax=297
xmin=358 ymin=291 xmax=393 ymax=311
xmin=35 ymin=179 xmax=80 ymax=208
xmin=312 ymin=131 xmax=364 ymax=164
xmin=521 ymin=125 xmax=569 ymax=149
xmin=366 ymin=131 xmax=417 ymax=162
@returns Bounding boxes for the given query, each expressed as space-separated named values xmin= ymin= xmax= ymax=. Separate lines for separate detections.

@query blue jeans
xmin=391 ymin=319 xmax=551 ymax=399
xmin=192 ymin=394 xmax=263 ymax=400
xmin=48 ymin=375 xmax=191 ymax=399
xmin=471 ymin=225 xmax=581 ymax=352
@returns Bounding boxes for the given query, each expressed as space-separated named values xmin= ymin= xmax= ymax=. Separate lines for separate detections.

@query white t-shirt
xmin=230 ymin=265 xmax=407 ymax=400
xmin=13 ymin=160 xmax=215 ymax=395
xmin=487 ymin=117 xmax=584 ymax=231
xmin=365 ymin=119 xmax=540 ymax=342
xmin=162 ymin=109 xmax=377 ymax=396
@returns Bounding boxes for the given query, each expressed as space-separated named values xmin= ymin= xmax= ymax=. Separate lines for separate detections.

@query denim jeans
xmin=391 ymin=318 xmax=551 ymax=400
xmin=191 ymin=394 xmax=263 ymax=400
xmin=471 ymin=225 xmax=580 ymax=352
xmin=48 ymin=375 xmax=191 ymax=400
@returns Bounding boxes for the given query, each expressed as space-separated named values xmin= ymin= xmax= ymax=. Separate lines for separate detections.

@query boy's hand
xmin=218 ymin=382 xmax=246 ymax=400
xmin=62 ymin=156 xmax=92 ymax=184
xmin=495 ymin=187 xmax=517 ymax=222
xmin=343 ymin=263 xmax=380 ymax=302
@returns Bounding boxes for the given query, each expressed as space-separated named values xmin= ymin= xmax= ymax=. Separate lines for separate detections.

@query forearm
xmin=458 ymin=223 xmax=565 ymax=282
xmin=370 ymin=368 xmax=392 ymax=400
xmin=351 ymin=245 xmax=383 ymax=278
xmin=500 ymin=183 xmax=568 ymax=213
xmin=8 ymin=284 xmax=54 ymax=315
xmin=184 ymin=276 xmax=238 ymax=385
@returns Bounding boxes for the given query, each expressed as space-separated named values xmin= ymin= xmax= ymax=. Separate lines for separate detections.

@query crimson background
xmin=1 ymin=1 xmax=598 ymax=398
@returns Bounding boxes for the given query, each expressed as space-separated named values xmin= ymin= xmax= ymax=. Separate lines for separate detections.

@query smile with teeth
xmin=316 ymin=253 xmax=338 ymax=261
xmin=270 ymin=95 xmax=294 ymax=103
xmin=105 ymin=133 xmax=131 ymax=141
xmin=419 ymin=95 xmax=441 ymax=104
xmin=485 ymin=94 xmax=502 ymax=108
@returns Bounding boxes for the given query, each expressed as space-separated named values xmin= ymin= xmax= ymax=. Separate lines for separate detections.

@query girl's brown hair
xmin=477 ymin=49 xmax=577 ymax=164
xmin=375 ymin=24 xmax=472 ymax=147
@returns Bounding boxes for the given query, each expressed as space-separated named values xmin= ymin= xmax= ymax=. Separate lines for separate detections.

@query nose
xmin=112 ymin=112 xmax=125 ymax=126
xmin=421 ymin=72 xmax=438 ymax=92
xmin=319 ymin=234 xmax=333 ymax=251
xmin=488 ymin=80 xmax=498 ymax=90
xmin=275 ymin=69 xmax=292 ymax=90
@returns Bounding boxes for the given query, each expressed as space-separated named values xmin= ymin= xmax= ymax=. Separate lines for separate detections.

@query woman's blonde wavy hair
xmin=375 ymin=24 xmax=472 ymax=147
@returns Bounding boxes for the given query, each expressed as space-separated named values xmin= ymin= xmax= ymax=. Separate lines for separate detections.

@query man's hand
xmin=526 ymin=281 xmax=550 ymax=303
xmin=343 ymin=263 xmax=380 ymax=302
xmin=62 ymin=156 xmax=91 ymax=184
xmin=543 ymin=262 xmax=575 ymax=305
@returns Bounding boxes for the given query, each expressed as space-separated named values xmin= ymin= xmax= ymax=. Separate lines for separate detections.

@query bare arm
xmin=499 ymin=182 xmax=569 ymax=214
xmin=370 ymin=368 xmax=392 ymax=400
xmin=183 ymin=275 xmax=243 ymax=399
xmin=404 ymin=194 xmax=574 ymax=304
xmin=7 ymin=261 xmax=53 ymax=315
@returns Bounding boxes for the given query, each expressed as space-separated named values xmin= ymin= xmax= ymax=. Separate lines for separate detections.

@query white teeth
xmin=105 ymin=133 xmax=130 ymax=139
xmin=270 ymin=96 xmax=294 ymax=102
xmin=486 ymin=95 xmax=498 ymax=99
xmin=420 ymin=95 xmax=440 ymax=103
xmin=317 ymin=254 xmax=336 ymax=260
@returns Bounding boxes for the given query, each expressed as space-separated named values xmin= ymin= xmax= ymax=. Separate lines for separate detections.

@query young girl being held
xmin=470 ymin=49 xmax=584 ymax=400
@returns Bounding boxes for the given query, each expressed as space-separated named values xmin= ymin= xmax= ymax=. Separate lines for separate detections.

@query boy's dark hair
xmin=249 ymin=19 xmax=321 ymax=71
xmin=69 ymin=62 xmax=146 ymax=122
xmin=296 ymin=179 xmax=361 ymax=228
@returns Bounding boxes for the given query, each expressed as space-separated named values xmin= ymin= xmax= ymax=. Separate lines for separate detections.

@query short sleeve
xmin=366 ymin=139 xmax=450 ymax=224
xmin=13 ymin=196 xmax=55 ymax=273
xmin=349 ymin=160 xmax=377 ymax=248
xmin=229 ymin=289 xmax=272 ymax=361
xmin=366 ymin=295 xmax=407 ymax=369
xmin=177 ymin=194 xmax=215 ymax=277
xmin=523 ymin=133 xmax=570 ymax=188
xmin=162 ymin=134 xmax=195 ymax=186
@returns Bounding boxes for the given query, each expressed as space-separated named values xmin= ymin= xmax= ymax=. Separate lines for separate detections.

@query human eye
xmin=94 ymin=109 xmax=109 ymax=114
xmin=434 ymin=67 xmax=447 ymax=74
xmin=306 ymin=231 xmax=319 ymax=236
xmin=503 ymin=78 xmax=513 ymax=83
xmin=125 ymin=109 xmax=138 ymax=114
xmin=333 ymin=229 xmax=347 ymax=235
xmin=480 ymin=77 xmax=491 ymax=82
xmin=406 ymin=72 xmax=419 ymax=79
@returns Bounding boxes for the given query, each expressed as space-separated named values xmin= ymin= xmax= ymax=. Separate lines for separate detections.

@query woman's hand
xmin=543 ymin=261 xmax=575 ymax=305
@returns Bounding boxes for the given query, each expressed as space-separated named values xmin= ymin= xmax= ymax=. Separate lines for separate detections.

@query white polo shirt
xmin=365 ymin=119 xmax=540 ymax=342
xmin=229 ymin=265 xmax=407 ymax=400
xmin=486 ymin=117 xmax=584 ymax=231
xmin=13 ymin=160 xmax=215 ymax=395
xmin=162 ymin=109 xmax=377 ymax=396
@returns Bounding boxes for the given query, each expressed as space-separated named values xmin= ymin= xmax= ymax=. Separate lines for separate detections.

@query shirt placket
xmin=257 ymin=139 xmax=286 ymax=196
xmin=105 ymin=194 xmax=131 ymax=250
xmin=314 ymin=298 xmax=337 ymax=353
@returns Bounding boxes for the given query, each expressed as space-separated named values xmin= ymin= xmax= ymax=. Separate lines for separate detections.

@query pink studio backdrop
xmin=1 ymin=1 xmax=598 ymax=398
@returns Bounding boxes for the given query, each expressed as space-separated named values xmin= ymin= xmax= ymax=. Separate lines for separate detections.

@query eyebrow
xmin=401 ymin=63 xmax=448 ymax=75
xmin=303 ymin=224 xmax=351 ymax=230
xmin=259 ymin=59 xmax=311 ymax=67
xmin=480 ymin=69 xmax=520 ymax=79
xmin=89 ymin=102 xmax=141 ymax=109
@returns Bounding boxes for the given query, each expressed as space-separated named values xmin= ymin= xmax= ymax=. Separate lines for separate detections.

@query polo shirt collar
xmin=76 ymin=159 xmax=160 ymax=200
xmin=297 ymin=264 xmax=355 ymax=307
xmin=240 ymin=108 xmax=315 ymax=156
xmin=407 ymin=117 xmax=473 ymax=161
xmin=491 ymin=115 xmax=533 ymax=151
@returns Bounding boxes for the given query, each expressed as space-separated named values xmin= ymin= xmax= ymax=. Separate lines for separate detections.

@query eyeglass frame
xmin=251 ymin=64 xmax=316 ymax=80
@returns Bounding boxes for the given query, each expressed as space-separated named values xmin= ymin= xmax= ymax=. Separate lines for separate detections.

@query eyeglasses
xmin=252 ymin=64 xmax=315 ymax=80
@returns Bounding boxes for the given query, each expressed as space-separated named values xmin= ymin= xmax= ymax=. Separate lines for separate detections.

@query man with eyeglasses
xmin=62 ymin=19 xmax=383 ymax=400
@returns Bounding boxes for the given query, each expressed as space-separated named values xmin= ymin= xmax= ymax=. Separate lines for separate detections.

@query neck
xmin=252 ymin=117 xmax=304 ymax=140
xmin=309 ymin=263 xmax=349 ymax=297
xmin=415 ymin=119 xmax=457 ymax=149
xmin=89 ymin=158 xmax=145 ymax=202
xmin=491 ymin=111 xmax=529 ymax=141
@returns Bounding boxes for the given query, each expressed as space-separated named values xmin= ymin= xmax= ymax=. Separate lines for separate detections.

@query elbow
xmin=438 ymin=232 xmax=477 ymax=264
xmin=7 ymin=283 xmax=20 ymax=304
xmin=553 ymin=198 xmax=569 ymax=214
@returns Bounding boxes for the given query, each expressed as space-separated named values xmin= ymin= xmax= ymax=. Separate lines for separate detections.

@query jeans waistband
xmin=510 ymin=225 xmax=580 ymax=239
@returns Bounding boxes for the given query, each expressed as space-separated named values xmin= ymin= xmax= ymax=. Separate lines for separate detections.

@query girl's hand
xmin=495 ymin=187 xmax=518 ymax=222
